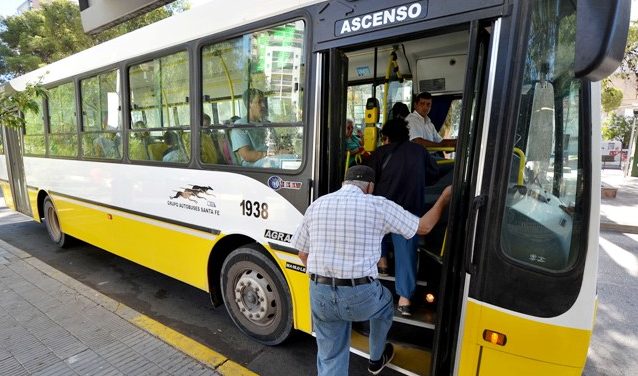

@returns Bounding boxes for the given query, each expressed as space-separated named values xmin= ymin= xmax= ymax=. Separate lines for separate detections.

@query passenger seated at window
xmin=344 ymin=118 xmax=367 ymax=166
xmin=93 ymin=131 xmax=120 ymax=159
xmin=129 ymin=121 xmax=150 ymax=160
xmin=162 ymin=130 xmax=187 ymax=162
xmin=230 ymin=88 xmax=297 ymax=169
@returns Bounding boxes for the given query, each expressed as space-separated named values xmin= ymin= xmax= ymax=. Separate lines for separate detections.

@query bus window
xmin=200 ymin=21 xmax=305 ymax=169
xmin=23 ymin=95 xmax=45 ymax=156
xmin=0 ymin=129 xmax=3 ymax=154
xmin=80 ymin=69 xmax=122 ymax=160
xmin=501 ymin=0 xmax=582 ymax=271
xmin=128 ymin=51 xmax=190 ymax=163
xmin=47 ymin=82 xmax=78 ymax=157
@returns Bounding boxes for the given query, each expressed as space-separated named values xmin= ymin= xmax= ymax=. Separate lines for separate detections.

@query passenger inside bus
xmin=93 ymin=131 xmax=120 ymax=159
xmin=129 ymin=120 xmax=150 ymax=160
xmin=231 ymin=88 xmax=298 ymax=169
xmin=389 ymin=102 xmax=410 ymax=120
xmin=345 ymin=118 xmax=367 ymax=166
xmin=367 ymin=118 xmax=440 ymax=316
xmin=201 ymin=114 xmax=224 ymax=164
xmin=406 ymin=91 xmax=457 ymax=150
xmin=162 ymin=131 xmax=187 ymax=162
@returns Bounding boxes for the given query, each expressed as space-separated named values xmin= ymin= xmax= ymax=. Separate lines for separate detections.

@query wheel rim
xmin=232 ymin=269 xmax=278 ymax=327
xmin=45 ymin=203 xmax=62 ymax=242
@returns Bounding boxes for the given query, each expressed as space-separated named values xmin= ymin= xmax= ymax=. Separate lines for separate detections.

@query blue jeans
xmin=310 ymin=279 xmax=393 ymax=376
xmin=391 ymin=233 xmax=420 ymax=299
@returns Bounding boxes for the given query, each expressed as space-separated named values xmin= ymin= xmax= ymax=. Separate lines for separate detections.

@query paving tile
xmin=31 ymin=360 xmax=78 ymax=376
xmin=0 ymin=356 xmax=28 ymax=376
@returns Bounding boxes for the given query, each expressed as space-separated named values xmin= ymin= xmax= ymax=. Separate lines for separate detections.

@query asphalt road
xmin=0 ymin=205 xmax=402 ymax=376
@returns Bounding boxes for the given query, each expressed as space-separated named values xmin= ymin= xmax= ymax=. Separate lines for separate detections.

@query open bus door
xmin=453 ymin=1 xmax=629 ymax=375
xmin=1 ymin=125 xmax=31 ymax=216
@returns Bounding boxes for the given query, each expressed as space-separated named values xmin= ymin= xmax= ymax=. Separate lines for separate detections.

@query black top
xmin=368 ymin=141 xmax=439 ymax=216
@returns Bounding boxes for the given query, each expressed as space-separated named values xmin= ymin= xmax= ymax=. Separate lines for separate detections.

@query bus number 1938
xmin=240 ymin=200 xmax=269 ymax=219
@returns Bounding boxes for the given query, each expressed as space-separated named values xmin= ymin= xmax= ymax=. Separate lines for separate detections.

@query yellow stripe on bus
xmin=458 ymin=300 xmax=591 ymax=375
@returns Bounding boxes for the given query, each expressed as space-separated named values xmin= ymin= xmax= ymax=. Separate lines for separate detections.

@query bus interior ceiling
xmin=345 ymin=30 xmax=469 ymax=129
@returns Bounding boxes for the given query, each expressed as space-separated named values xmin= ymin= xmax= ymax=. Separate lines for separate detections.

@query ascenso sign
xmin=335 ymin=2 xmax=428 ymax=37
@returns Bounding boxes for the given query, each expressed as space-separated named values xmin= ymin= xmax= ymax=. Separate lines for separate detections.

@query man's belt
xmin=310 ymin=273 xmax=374 ymax=287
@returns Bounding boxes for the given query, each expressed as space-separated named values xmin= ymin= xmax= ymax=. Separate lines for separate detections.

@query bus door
xmin=453 ymin=1 xmax=629 ymax=375
xmin=1 ymin=125 xmax=31 ymax=215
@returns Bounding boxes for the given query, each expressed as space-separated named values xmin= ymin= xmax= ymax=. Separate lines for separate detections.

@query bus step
xmin=393 ymin=305 xmax=436 ymax=329
xmin=378 ymin=274 xmax=429 ymax=287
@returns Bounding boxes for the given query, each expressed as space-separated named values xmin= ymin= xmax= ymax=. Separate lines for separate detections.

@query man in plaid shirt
xmin=291 ymin=165 xmax=451 ymax=375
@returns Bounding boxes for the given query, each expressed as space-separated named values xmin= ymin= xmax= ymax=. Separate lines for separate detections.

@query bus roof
xmin=7 ymin=0 xmax=322 ymax=91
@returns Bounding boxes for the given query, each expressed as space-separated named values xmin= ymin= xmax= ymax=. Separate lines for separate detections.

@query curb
xmin=600 ymin=222 xmax=638 ymax=234
xmin=0 ymin=238 xmax=258 ymax=376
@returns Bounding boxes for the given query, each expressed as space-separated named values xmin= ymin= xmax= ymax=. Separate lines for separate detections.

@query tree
xmin=601 ymin=78 xmax=623 ymax=113
xmin=0 ymin=82 xmax=46 ymax=130
xmin=0 ymin=0 xmax=189 ymax=82
xmin=602 ymin=112 xmax=634 ymax=148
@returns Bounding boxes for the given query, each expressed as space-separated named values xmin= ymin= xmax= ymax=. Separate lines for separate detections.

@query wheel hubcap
xmin=233 ymin=270 xmax=277 ymax=325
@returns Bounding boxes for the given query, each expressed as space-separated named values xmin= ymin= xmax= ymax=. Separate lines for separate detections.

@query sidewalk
xmin=0 ymin=237 xmax=228 ymax=376
xmin=600 ymin=169 xmax=638 ymax=234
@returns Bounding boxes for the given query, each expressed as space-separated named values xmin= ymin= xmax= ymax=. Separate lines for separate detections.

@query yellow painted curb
xmin=131 ymin=315 xmax=257 ymax=375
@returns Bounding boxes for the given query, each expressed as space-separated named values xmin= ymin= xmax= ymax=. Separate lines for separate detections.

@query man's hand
xmin=298 ymin=251 xmax=308 ymax=267
xmin=416 ymin=185 xmax=452 ymax=235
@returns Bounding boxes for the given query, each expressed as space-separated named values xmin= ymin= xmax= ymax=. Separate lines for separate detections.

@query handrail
xmin=382 ymin=50 xmax=402 ymax=121
xmin=512 ymin=147 xmax=526 ymax=185
xmin=344 ymin=150 xmax=351 ymax=181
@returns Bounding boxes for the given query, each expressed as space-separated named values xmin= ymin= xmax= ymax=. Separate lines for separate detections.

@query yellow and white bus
xmin=0 ymin=0 xmax=630 ymax=375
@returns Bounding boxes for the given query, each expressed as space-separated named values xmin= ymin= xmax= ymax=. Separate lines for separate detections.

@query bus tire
xmin=221 ymin=246 xmax=292 ymax=345
xmin=43 ymin=197 xmax=72 ymax=248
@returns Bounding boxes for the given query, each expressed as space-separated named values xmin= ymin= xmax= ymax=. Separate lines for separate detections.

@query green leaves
xmin=0 ymin=82 xmax=47 ymax=130
xmin=0 ymin=0 xmax=190 ymax=82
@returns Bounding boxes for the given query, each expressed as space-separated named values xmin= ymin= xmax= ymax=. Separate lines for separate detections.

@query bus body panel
xmin=22 ymin=156 xmax=312 ymax=333
xmin=462 ymin=299 xmax=593 ymax=374
xmin=27 ymin=187 xmax=40 ymax=221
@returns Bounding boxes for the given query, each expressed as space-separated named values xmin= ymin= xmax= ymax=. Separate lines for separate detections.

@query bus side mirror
xmin=575 ymin=0 xmax=630 ymax=81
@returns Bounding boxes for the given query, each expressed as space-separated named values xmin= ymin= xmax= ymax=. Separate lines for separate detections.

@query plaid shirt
xmin=291 ymin=184 xmax=419 ymax=279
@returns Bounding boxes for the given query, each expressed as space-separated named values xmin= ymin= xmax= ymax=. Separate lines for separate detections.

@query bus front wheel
xmin=43 ymin=197 xmax=71 ymax=248
xmin=221 ymin=246 xmax=292 ymax=345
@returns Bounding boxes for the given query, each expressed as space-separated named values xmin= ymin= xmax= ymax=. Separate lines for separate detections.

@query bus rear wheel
xmin=43 ymin=197 xmax=71 ymax=248
xmin=221 ymin=246 xmax=292 ymax=345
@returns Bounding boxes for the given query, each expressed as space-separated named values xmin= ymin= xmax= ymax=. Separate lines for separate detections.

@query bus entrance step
xmin=378 ymin=274 xmax=429 ymax=287
xmin=393 ymin=306 xmax=436 ymax=329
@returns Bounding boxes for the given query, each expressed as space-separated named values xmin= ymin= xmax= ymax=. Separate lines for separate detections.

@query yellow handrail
xmin=383 ymin=50 xmax=402 ymax=121
xmin=344 ymin=150 xmax=351 ymax=181
xmin=513 ymin=147 xmax=526 ymax=185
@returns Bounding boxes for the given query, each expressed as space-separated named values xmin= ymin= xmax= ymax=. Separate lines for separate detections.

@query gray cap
xmin=345 ymin=165 xmax=375 ymax=183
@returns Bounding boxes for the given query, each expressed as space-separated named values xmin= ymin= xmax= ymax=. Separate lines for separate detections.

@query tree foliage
xmin=601 ymin=78 xmax=624 ymax=113
xmin=602 ymin=112 xmax=634 ymax=148
xmin=0 ymin=82 xmax=46 ymax=130
xmin=0 ymin=0 xmax=189 ymax=82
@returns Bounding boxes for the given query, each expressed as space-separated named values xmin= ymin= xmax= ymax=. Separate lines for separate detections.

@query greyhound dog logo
xmin=169 ymin=184 xmax=216 ymax=202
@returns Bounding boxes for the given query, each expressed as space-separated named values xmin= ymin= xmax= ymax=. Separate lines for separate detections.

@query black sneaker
xmin=397 ymin=305 xmax=411 ymax=316
xmin=368 ymin=343 xmax=394 ymax=375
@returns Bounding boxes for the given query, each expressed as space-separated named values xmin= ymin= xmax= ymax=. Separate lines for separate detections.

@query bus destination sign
xmin=335 ymin=1 xmax=428 ymax=37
